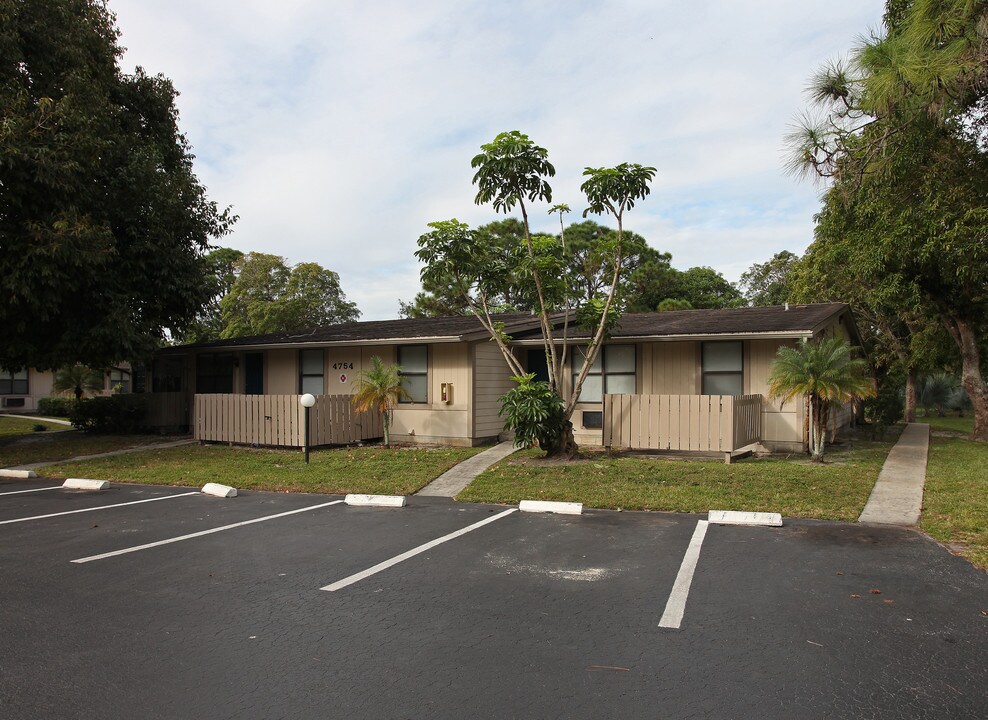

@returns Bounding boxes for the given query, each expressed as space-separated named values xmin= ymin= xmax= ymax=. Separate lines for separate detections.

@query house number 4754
xmin=332 ymin=362 xmax=354 ymax=370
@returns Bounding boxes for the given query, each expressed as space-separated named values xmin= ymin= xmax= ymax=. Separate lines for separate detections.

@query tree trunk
xmin=904 ymin=367 xmax=917 ymax=423
xmin=383 ymin=413 xmax=390 ymax=447
xmin=943 ymin=316 xmax=988 ymax=441
xmin=958 ymin=325 xmax=988 ymax=440
xmin=544 ymin=420 xmax=579 ymax=459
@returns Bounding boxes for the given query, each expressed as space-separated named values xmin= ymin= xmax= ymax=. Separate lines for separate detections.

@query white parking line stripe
xmin=321 ymin=508 xmax=517 ymax=592
xmin=0 ymin=486 xmax=61 ymax=497
xmin=658 ymin=519 xmax=709 ymax=630
xmin=0 ymin=492 xmax=199 ymax=526
xmin=72 ymin=500 xmax=345 ymax=563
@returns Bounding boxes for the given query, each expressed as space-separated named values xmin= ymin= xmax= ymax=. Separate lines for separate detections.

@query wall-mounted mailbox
xmin=441 ymin=382 xmax=452 ymax=404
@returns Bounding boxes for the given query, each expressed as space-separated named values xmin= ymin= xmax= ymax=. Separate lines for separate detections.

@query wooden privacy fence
xmin=602 ymin=394 xmax=763 ymax=453
xmin=194 ymin=394 xmax=383 ymax=447
xmin=144 ymin=392 xmax=189 ymax=430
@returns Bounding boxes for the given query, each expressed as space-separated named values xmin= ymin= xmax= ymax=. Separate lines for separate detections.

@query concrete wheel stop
xmin=708 ymin=510 xmax=782 ymax=527
xmin=63 ymin=478 xmax=110 ymax=491
xmin=519 ymin=500 xmax=583 ymax=515
xmin=201 ymin=483 xmax=237 ymax=498
xmin=345 ymin=494 xmax=407 ymax=507
xmin=0 ymin=469 xmax=38 ymax=479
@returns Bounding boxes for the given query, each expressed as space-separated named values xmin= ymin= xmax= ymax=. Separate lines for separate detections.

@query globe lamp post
xmin=299 ymin=393 xmax=316 ymax=464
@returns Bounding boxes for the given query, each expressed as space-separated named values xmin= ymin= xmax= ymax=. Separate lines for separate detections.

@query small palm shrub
xmin=768 ymin=338 xmax=875 ymax=461
xmin=351 ymin=356 xmax=409 ymax=446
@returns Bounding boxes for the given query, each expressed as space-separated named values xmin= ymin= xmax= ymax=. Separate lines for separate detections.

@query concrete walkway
xmin=10 ymin=439 xmax=196 ymax=471
xmin=416 ymin=440 xmax=519 ymax=497
xmin=858 ymin=423 xmax=930 ymax=526
xmin=0 ymin=413 xmax=72 ymax=426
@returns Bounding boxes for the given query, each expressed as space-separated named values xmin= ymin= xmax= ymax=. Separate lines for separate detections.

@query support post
xmin=299 ymin=393 xmax=316 ymax=465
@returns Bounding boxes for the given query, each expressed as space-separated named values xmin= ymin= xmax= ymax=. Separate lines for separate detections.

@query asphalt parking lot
xmin=1 ymin=478 xmax=986 ymax=719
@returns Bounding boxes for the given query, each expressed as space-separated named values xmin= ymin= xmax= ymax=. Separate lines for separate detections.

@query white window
xmin=108 ymin=369 xmax=130 ymax=394
xmin=573 ymin=345 xmax=636 ymax=403
xmin=299 ymin=349 xmax=325 ymax=395
xmin=702 ymin=341 xmax=743 ymax=395
xmin=0 ymin=369 xmax=28 ymax=395
xmin=398 ymin=346 xmax=428 ymax=403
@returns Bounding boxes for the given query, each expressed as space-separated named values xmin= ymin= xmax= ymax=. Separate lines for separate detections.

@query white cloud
xmin=109 ymin=0 xmax=885 ymax=317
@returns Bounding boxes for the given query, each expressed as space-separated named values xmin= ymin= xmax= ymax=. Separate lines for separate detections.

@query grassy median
xmin=919 ymin=414 xmax=987 ymax=570
xmin=0 ymin=415 xmax=70 ymax=438
xmin=0 ymin=431 xmax=170 ymax=467
xmin=41 ymin=443 xmax=484 ymax=496
xmin=460 ymin=433 xmax=899 ymax=522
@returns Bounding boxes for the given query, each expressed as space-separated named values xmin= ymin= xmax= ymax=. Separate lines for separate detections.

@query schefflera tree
xmin=415 ymin=131 xmax=655 ymax=458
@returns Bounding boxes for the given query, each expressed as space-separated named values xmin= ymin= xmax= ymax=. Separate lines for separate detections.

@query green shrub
xmin=38 ymin=396 xmax=75 ymax=417
xmin=32 ymin=423 xmax=47 ymax=432
xmin=864 ymin=381 xmax=903 ymax=437
xmin=68 ymin=395 xmax=148 ymax=434
xmin=498 ymin=374 xmax=567 ymax=453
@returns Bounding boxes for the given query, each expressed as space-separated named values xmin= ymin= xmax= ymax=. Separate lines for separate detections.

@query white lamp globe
xmin=299 ymin=393 xmax=316 ymax=408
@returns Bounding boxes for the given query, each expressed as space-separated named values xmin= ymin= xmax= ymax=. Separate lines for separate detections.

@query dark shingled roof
xmin=512 ymin=303 xmax=852 ymax=340
xmin=166 ymin=303 xmax=853 ymax=352
xmin=168 ymin=313 xmax=541 ymax=350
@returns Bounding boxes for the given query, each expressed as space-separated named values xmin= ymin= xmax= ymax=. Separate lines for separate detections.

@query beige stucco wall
xmin=558 ymin=339 xmax=807 ymax=451
xmin=748 ymin=339 xmax=803 ymax=451
xmin=265 ymin=350 xmax=297 ymax=395
xmin=391 ymin=342 xmax=472 ymax=445
xmin=472 ymin=341 xmax=515 ymax=441
xmin=563 ymin=341 xmax=698 ymax=446
xmin=640 ymin=341 xmax=697 ymax=394
xmin=0 ymin=369 xmax=55 ymax=412
xmin=2 ymin=366 xmax=135 ymax=413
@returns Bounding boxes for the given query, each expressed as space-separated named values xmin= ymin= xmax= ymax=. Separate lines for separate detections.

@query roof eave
xmin=509 ymin=330 xmax=816 ymax=345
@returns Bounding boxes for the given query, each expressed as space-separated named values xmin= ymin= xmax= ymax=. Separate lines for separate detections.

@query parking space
xmin=1 ymin=478 xmax=985 ymax=719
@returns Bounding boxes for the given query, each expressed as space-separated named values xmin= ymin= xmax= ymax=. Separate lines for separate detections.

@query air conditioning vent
xmin=582 ymin=411 xmax=603 ymax=429
xmin=2 ymin=397 xmax=26 ymax=408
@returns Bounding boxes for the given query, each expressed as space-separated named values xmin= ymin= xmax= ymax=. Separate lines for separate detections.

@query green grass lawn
xmin=0 ymin=432 xmax=174 ymax=467
xmin=918 ymin=413 xmax=975 ymax=435
xmin=0 ymin=416 xmax=71 ymax=438
xmin=920 ymin=434 xmax=988 ymax=570
xmin=460 ymin=435 xmax=899 ymax=522
xmin=42 ymin=444 xmax=485 ymax=495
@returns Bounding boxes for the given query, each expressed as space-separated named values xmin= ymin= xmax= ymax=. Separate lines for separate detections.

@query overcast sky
xmin=110 ymin=0 xmax=885 ymax=320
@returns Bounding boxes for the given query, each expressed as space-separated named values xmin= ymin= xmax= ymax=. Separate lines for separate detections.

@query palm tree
xmin=767 ymin=338 xmax=875 ymax=462
xmin=351 ymin=356 xmax=409 ymax=447
xmin=917 ymin=373 xmax=955 ymax=418
xmin=53 ymin=364 xmax=105 ymax=403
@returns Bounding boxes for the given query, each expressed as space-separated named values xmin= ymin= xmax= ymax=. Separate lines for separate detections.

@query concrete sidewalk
xmin=10 ymin=439 xmax=196 ymax=471
xmin=416 ymin=440 xmax=518 ymax=497
xmin=858 ymin=423 xmax=930 ymax=526
xmin=0 ymin=413 xmax=72 ymax=426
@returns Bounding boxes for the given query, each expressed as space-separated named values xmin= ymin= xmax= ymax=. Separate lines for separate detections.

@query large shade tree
xmin=791 ymin=190 xmax=958 ymax=423
xmin=174 ymin=247 xmax=245 ymax=344
xmin=623 ymin=261 xmax=743 ymax=311
xmin=0 ymin=0 xmax=236 ymax=370
xmin=787 ymin=0 xmax=988 ymax=440
xmin=218 ymin=253 xmax=360 ymax=338
xmin=400 ymin=218 xmax=654 ymax=318
xmin=738 ymin=251 xmax=800 ymax=307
